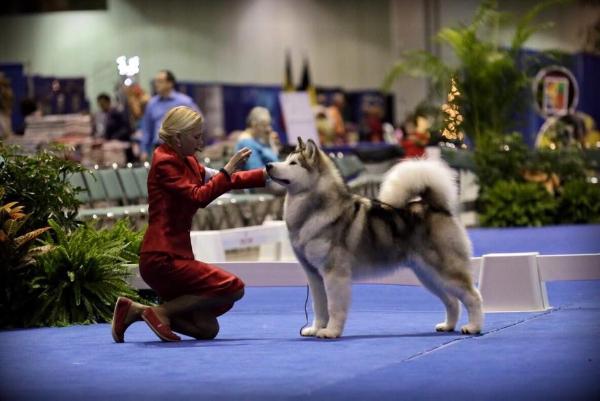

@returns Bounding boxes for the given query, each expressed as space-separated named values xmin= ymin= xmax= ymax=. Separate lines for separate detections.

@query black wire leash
xmin=299 ymin=284 xmax=310 ymax=336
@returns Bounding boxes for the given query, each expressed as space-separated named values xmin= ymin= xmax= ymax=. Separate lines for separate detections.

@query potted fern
xmin=29 ymin=221 xmax=142 ymax=327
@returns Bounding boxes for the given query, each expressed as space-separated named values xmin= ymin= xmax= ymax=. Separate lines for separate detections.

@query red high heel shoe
xmin=142 ymin=308 xmax=181 ymax=342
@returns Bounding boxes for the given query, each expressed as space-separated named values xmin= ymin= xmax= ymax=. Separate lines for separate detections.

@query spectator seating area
xmin=68 ymin=163 xmax=150 ymax=223
xmin=68 ymin=164 xmax=277 ymax=230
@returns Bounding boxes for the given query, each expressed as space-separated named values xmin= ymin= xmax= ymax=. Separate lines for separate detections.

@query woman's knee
xmin=192 ymin=314 xmax=219 ymax=340
xmin=203 ymin=319 xmax=219 ymax=340
xmin=231 ymin=287 xmax=244 ymax=302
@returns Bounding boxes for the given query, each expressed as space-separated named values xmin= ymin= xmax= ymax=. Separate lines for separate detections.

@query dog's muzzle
xmin=265 ymin=163 xmax=290 ymax=185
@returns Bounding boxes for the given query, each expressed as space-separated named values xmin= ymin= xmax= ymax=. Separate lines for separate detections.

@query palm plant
xmin=383 ymin=0 xmax=565 ymax=145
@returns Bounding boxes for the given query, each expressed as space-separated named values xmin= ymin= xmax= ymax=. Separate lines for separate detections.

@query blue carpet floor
xmin=468 ymin=224 xmax=600 ymax=256
xmin=1 ymin=281 xmax=599 ymax=401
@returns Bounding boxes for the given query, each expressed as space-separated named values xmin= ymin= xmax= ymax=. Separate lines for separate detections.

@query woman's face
xmin=253 ymin=118 xmax=272 ymax=139
xmin=178 ymin=124 xmax=204 ymax=156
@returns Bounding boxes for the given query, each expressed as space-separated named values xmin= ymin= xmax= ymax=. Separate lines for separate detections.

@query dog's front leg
xmin=317 ymin=266 xmax=351 ymax=339
xmin=300 ymin=268 xmax=329 ymax=337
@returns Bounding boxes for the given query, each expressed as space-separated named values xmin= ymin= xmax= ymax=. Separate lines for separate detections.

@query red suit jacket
xmin=141 ymin=144 xmax=266 ymax=259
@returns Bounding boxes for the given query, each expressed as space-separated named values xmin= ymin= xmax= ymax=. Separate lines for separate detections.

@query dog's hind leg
xmin=452 ymin=281 xmax=483 ymax=335
xmin=431 ymin=260 xmax=483 ymax=335
xmin=412 ymin=265 xmax=460 ymax=332
xmin=419 ymin=234 xmax=484 ymax=334
xmin=317 ymin=263 xmax=352 ymax=339
xmin=300 ymin=267 xmax=329 ymax=337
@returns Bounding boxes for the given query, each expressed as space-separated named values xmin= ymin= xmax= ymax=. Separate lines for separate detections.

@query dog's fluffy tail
xmin=378 ymin=159 xmax=458 ymax=214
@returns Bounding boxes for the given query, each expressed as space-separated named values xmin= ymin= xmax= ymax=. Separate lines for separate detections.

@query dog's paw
xmin=460 ymin=323 xmax=482 ymax=335
xmin=316 ymin=328 xmax=342 ymax=339
xmin=435 ymin=322 xmax=455 ymax=332
xmin=300 ymin=326 xmax=319 ymax=337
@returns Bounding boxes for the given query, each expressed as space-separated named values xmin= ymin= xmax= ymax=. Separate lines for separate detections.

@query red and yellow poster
xmin=543 ymin=76 xmax=569 ymax=116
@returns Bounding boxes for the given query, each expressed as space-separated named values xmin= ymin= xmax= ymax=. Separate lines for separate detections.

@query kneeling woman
xmin=112 ymin=106 xmax=267 ymax=342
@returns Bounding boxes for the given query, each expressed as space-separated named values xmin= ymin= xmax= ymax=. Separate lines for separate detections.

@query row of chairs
xmin=67 ymin=153 xmax=383 ymax=226
xmin=68 ymin=163 xmax=280 ymax=229
xmin=329 ymin=153 xmax=384 ymax=198
xmin=68 ymin=163 xmax=150 ymax=220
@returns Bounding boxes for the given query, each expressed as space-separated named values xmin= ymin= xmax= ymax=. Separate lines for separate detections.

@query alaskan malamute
xmin=266 ymin=138 xmax=483 ymax=338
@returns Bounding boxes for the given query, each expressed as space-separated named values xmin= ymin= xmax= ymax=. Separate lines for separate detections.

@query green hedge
xmin=467 ymin=133 xmax=599 ymax=227
xmin=557 ymin=180 xmax=600 ymax=224
xmin=478 ymin=181 xmax=557 ymax=227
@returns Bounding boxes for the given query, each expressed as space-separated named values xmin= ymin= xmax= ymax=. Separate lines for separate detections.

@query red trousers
xmin=139 ymin=252 xmax=245 ymax=316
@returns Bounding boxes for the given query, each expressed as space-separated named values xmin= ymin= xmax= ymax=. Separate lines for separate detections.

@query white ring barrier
xmin=478 ymin=253 xmax=549 ymax=312
xmin=127 ymin=254 xmax=599 ymax=312
xmin=127 ymin=221 xmax=600 ymax=313
xmin=190 ymin=221 xmax=295 ymax=263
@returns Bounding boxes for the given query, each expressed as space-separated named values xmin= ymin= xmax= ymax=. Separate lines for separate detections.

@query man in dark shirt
xmin=96 ymin=93 xmax=132 ymax=141
xmin=96 ymin=93 xmax=135 ymax=162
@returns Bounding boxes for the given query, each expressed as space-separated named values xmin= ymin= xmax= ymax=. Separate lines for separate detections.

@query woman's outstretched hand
xmin=223 ymin=147 xmax=252 ymax=175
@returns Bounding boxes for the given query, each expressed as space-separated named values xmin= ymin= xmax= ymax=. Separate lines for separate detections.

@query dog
xmin=266 ymin=138 xmax=483 ymax=339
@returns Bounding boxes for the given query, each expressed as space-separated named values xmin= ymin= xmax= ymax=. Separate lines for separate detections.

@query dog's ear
xmin=297 ymin=137 xmax=305 ymax=151
xmin=305 ymin=139 xmax=318 ymax=161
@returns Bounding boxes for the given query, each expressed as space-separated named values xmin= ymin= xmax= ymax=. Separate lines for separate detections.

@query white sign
xmin=279 ymin=92 xmax=320 ymax=146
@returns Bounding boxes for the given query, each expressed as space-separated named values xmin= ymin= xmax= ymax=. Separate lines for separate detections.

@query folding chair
xmin=67 ymin=171 xmax=90 ymax=204
xmin=132 ymin=166 xmax=149 ymax=199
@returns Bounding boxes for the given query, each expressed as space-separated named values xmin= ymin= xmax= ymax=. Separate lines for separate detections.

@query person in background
xmin=401 ymin=114 xmax=431 ymax=158
xmin=140 ymin=70 xmax=199 ymax=161
xmin=315 ymin=106 xmax=335 ymax=146
xmin=119 ymin=82 xmax=150 ymax=161
xmin=235 ymin=107 xmax=281 ymax=171
xmin=364 ymin=103 xmax=384 ymax=143
xmin=0 ymin=73 xmax=14 ymax=140
xmin=312 ymin=93 xmax=334 ymax=146
xmin=95 ymin=93 xmax=136 ymax=163
xmin=123 ymin=82 xmax=150 ymax=123
xmin=111 ymin=106 xmax=267 ymax=343
xmin=327 ymin=91 xmax=347 ymax=145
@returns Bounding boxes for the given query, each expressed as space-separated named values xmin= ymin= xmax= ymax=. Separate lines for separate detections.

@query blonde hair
xmin=159 ymin=106 xmax=203 ymax=145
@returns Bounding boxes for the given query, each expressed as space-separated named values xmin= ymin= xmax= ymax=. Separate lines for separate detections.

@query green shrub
xmin=473 ymin=134 xmax=599 ymax=226
xmin=0 ymin=144 xmax=85 ymax=234
xmin=28 ymin=221 xmax=140 ymax=327
xmin=556 ymin=180 xmax=600 ymax=224
xmin=479 ymin=180 xmax=557 ymax=227
xmin=527 ymin=148 xmax=588 ymax=184
xmin=474 ymin=132 xmax=529 ymax=190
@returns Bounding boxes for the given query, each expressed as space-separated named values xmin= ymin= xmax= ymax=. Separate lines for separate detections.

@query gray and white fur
xmin=266 ymin=138 xmax=483 ymax=338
